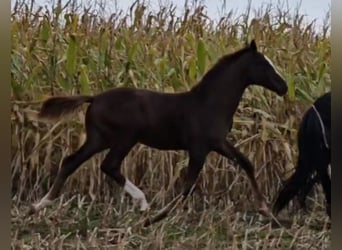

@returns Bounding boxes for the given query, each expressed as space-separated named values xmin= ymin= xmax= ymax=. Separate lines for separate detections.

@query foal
xmin=273 ymin=92 xmax=331 ymax=217
xmin=29 ymin=40 xmax=287 ymax=224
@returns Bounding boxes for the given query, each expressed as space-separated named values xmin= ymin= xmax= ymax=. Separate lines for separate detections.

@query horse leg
xmin=143 ymin=146 xmax=208 ymax=226
xmin=28 ymin=138 xmax=105 ymax=214
xmin=181 ymin=148 xmax=208 ymax=198
xmin=317 ymin=163 xmax=331 ymax=217
xmin=28 ymin=119 xmax=107 ymax=215
xmin=100 ymin=142 xmax=149 ymax=211
xmin=297 ymin=174 xmax=319 ymax=210
xmin=214 ymin=140 xmax=270 ymax=216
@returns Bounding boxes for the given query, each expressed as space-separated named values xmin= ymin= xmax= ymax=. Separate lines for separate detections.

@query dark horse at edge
xmin=273 ymin=92 xmax=331 ymax=217
xmin=28 ymin=40 xmax=288 ymax=225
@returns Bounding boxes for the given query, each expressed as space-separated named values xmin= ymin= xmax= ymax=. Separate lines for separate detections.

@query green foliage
xmin=11 ymin=0 xmax=330 ymax=100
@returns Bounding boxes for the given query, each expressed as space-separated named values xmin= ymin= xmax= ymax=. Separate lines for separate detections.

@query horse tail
xmin=273 ymin=108 xmax=318 ymax=215
xmin=38 ymin=95 xmax=94 ymax=122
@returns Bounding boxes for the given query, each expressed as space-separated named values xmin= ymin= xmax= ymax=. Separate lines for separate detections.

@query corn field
xmin=11 ymin=0 xmax=331 ymax=249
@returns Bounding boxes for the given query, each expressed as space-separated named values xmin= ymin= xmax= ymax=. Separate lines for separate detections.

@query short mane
xmin=191 ymin=45 xmax=251 ymax=92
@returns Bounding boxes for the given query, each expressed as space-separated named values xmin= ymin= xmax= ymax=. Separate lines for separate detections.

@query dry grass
xmin=11 ymin=0 xmax=331 ymax=248
xmin=12 ymin=197 xmax=331 ymax=249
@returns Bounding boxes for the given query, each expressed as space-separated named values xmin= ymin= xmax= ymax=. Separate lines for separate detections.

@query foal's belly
xmin=138 ymin=128 xmax=188 ymax=150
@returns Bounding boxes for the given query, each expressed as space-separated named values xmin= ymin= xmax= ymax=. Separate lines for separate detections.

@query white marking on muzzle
xmin=124 ymin=179 xmax=149 ymax=211
xmin=264 ymin=55 xmax=285 ymax=80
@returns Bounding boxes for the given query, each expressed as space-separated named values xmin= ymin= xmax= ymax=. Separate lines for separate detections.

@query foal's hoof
xmin=139 ymin=199 xmax=150 ymax=212
xmin=258 ymin=203 xmax=272 ymax=217
xmin=258 ymin=208 xmax=271 ymax=217
xmin=140 ymin=208 xmax=150 ymax=217
xmin=26 ymin=205 xmax=37 ymax=216
xmin=142 ymin=218 xmax=151 ymax=228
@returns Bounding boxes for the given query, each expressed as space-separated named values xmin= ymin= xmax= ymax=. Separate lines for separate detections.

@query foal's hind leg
xmin=29 ymin=129 xmax=106 ymax=214
xmin=297 ymin=174 xmax=319 ymax=210
xmin=100 ymin=142 xmax=149 ymax=211
xmin=214 ymin=140 xmax=270 ymax=215
xmin=316 ymin=161 xmax=331 ymax=217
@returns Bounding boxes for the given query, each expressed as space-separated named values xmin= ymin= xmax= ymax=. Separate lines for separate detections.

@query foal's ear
xmin=249 ymin=40 xmax=257 ymax=51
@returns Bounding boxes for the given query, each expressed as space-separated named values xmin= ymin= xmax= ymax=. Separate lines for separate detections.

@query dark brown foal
xmin=29 ymin=40 xmax=287 ymax=225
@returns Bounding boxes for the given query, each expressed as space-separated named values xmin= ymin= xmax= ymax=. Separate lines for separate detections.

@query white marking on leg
xmin=124 ymin=179 xmax=149 ymax=211
xmin=264 ymin=55 xmax=285 ymax=79
xmin=32 ymin=192 xmax=53 ymax=212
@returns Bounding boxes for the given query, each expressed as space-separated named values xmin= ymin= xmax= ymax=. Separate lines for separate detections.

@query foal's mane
xmin=191 ymin=45 xmax=253 ymax=92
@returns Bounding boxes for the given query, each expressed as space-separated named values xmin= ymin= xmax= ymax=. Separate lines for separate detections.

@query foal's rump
xmin=38 ymin=87 xmax=193 ymax=148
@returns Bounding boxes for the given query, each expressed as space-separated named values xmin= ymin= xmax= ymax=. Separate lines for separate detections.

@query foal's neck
xmin=190 ymin=59 xmax=248 ymax=115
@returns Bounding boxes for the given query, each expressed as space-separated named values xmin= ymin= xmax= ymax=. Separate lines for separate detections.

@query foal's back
xmin=87 ymin=87 xmax=197 ymax=149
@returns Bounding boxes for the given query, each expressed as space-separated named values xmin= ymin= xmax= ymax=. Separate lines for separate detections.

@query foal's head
xmin=243 ymin=40 xmax=288 ymax=96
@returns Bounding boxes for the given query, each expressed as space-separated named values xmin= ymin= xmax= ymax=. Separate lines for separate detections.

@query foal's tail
xmin=273 ymin=108 xmax=317 ymax=215
xmin=38 ymin=95 xmax=94 ymax=122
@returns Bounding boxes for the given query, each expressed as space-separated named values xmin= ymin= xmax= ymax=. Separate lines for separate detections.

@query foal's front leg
xmin=181 ymin=147 xmax=209 ymax=197
xmin=100 ymin=143 xmax=149 ymax=212
xmin=143 ymin=146 xmax=208 ymax=226
xmin=214 ymin=140 xmax=270 ymax=216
